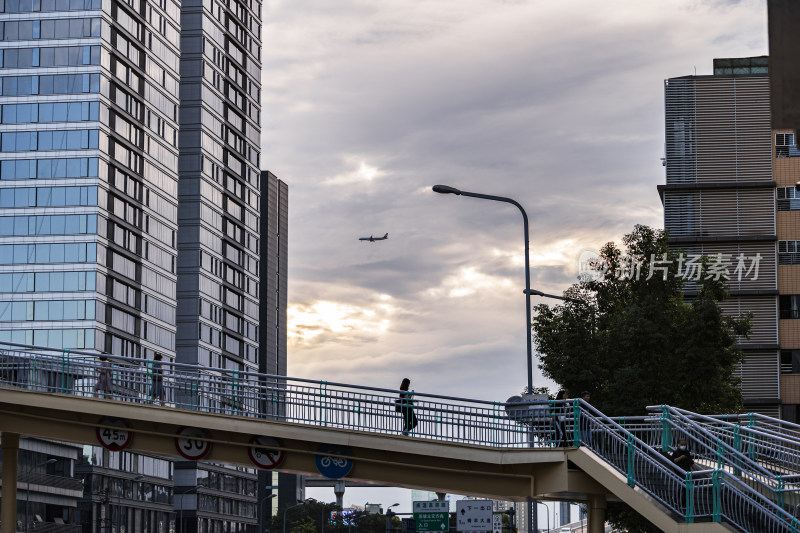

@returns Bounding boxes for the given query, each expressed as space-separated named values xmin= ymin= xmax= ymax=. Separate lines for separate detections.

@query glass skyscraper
xmin=0 ymin=0 xmax=180 ymax=359
xmin=0 ymin=0 xmax=270 ymax=529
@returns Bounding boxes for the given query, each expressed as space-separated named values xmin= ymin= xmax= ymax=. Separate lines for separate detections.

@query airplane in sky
xmin=359 ymin=233 xmax=388 ymax=242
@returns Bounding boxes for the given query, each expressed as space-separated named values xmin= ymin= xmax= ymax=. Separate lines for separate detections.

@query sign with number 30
xmin=175 ymin=427 xmax=211 ymax=460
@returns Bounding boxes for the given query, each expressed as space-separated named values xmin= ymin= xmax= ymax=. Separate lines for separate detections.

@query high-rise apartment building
xmin=172 ymin=0 xmax=264 ymax=529
xmin=768 ymin=0 xmax=800 ymax=424
xmin=661 ymin=0 xmax=800 ymax=422
xmin=0 ymin=0 xmax=276 ymax=528
xmin=0 ymin=0 xmax=181 ymax=530
xmin=661 ymin=57 xmax=780 ymax=417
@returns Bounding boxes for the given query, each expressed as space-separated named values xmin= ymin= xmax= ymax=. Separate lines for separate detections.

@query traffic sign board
xmin=492 ymin=514 xmax=502 ymax=533
xmin=413 ymin=500 xmax=448 ymax=532
xmin=456 ymin=500 xmax=493 ymax=532
xmin=248 ymin=436 xmax=285 ymax=469
xmin=174 ymin=427 xmax=211 ymax=460
xmin=96 ymin=417 xmax=132 ymax=451
xmin=314 ymin=444 xmax=353 ymax=479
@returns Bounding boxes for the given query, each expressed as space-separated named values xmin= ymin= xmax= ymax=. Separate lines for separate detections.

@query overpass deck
xmin=0 ymin=344 xmax=796 ymax=532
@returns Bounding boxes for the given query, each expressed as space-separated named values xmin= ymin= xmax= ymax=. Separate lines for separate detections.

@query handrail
xmin=648 ymin=405 xmax=800 ymax=480
xmin=0 ymin=344 xmax=798 ymax=531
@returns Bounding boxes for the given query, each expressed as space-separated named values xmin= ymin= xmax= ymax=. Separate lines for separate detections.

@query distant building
xmin=0 ymin=0 xmax=278 ymax=526
xmin=661 ymin=58 xmax=779 ymax=416
xmin=659 ymin=1 xmax=800 ymax=424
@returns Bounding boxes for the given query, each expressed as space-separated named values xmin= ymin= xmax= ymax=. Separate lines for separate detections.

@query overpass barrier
xmin=0 ymin=342 xmax=798 ymax=531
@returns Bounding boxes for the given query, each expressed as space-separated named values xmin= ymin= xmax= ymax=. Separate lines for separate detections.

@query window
xmin=779 ymin=241 xmax=800 ymax=265
xmin=776 ymin=133 xmax=800 ymax=158
xmin=777 ymin=187 xmax=800 ymax=211
xmin=781 ymin=350 xmax=800 ymax=374
xmin=780 ymin=295 xmax=800 ymax=319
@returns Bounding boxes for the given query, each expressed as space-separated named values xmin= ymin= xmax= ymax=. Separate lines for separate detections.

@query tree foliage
xmin=532 ymin=226 xmax=751 ymax=532
xmin=533 ymin=225 xmax=749 ymax=416
xmin=265 ymin=500 xmax=402 ymax=533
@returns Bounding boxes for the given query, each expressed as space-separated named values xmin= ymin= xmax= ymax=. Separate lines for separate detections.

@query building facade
xmin=0 ymin=0 xmax=181 ymax=528
xmin=0 ymin=0 xmax=278 ymax=528
xmin=172 ymin=0 xmax=264 ymax=527
xmin=768 ymin=0 xmax=800 ymax=425
xmin=661 ymin=59 xmax=781 ymax=417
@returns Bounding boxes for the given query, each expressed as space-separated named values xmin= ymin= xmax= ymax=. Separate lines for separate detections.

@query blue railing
xmin=0 ymin=342 xmax=797 ymax=532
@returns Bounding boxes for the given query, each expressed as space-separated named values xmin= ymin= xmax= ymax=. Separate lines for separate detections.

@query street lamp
xmin=433 ymin=184 xmax=536 ymax=392
xmin=117 ymin=475 xmax=143 ymax=533
xmin=283 ymin=500 xmax=305 ymax=533
xmin=321 ymin=501 xmax=335 ymax=533
xmin=537 ymin=502 xmax=550 ymax=533
xmin=175 ymin=486 xmax=197 ymax=533
xmin=25 ymin=458 xmax=57 ymax=533
xmin=385 ymin=503 xmax=399 ymax=533
xmin=434 ymin=184 xmax=543 ymax=533
xmin=259 ymin=485 xmax=279 ymax=533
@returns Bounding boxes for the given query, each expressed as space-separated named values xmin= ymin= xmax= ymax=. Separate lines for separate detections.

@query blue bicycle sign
xmin=314 ymin=444 xmax=353 ymax=479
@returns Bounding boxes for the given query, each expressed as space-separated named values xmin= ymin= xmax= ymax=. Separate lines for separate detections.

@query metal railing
xmin=650 ymin=406 xmax=800 ymax=479
xmin=0 ymin=344 xmax=556 ymax=447
xmin=0 ymin=343 xmax=798 ymax=532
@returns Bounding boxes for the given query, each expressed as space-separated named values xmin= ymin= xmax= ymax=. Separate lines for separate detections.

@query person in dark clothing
xmin=151 ymin=353 xmax=165 ymax=406
xmin=398 ymin=378 xmax=418 ymax=436
xmin=671 ymin=439 xmax=694 ymax=471
xmin=579 ymin=391 xmax=592 ymax=445
xmin=553 ymin=389 xmax=568 ymax=447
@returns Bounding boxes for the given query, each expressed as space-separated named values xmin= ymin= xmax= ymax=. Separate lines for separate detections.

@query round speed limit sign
xmin=96 ymin=417 xmax=132 ymax=451
xmin=247 ymin=436 xmax=285 ymax=470
xmin=174 ymin=427 xmax=211 ymax=460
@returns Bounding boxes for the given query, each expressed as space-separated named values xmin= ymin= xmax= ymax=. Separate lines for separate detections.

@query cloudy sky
xmin=261 ymin=0 xmax=767 ymax=511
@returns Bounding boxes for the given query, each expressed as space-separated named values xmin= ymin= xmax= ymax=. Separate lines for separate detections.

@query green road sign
xmin=413 ymin=501 xmax=449 ymax=532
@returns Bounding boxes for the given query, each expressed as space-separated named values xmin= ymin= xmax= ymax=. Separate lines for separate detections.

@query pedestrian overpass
xmin=0 ymin=345 xmax=797 ymax=533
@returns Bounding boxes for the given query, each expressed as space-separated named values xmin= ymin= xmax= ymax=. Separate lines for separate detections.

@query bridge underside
xmin=0 ymin=387 xmax=600 ymax=500
xmin=0 ymin=387 xmax=729 ymax=533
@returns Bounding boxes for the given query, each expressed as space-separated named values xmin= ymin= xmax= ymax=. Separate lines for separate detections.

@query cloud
xmin=265 ymin=0 xmax=768 ymax=402
xmin=322 ymin=156 xmax=389 ymax=185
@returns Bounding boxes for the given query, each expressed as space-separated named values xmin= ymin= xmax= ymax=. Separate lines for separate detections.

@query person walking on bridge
xmin=94 ymin=355 xmax=112 ymax=398
xmin=397 ymin=378 xmax=418 ymax=436
xmin=671 ymin=439 xmax=694 ymax=471
xmin=151 ymin=352 xmax=165 ymax=406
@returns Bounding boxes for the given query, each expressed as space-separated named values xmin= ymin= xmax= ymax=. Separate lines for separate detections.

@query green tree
xmin=266 ymin=501 xmax=402 ymax=533
xmin=532 ymin=225 xmax=751 ymax=532
xmin=289 ymin=516 xmax=317 ymax=533
xmin=533 ymin=225 xmax=748 ymax=415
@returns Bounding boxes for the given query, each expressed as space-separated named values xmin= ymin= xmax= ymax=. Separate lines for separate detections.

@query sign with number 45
xmin=96 ymin=417 xmax=132 ymax=451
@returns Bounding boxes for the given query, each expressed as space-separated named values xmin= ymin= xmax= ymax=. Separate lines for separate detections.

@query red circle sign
xmin=248 ymin=436 xmax=285 ymax=470
xmin=174 ymin=427 xmax=211 ymax=460
xmin=96 ymin=418 xmax=132 ymax=451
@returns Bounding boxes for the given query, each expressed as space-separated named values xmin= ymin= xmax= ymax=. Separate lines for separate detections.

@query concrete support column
xmin=333 ymin=480 xmax=345 ymax=509
xmin=1 ymin=433 xmax=20 ymax=533
xmin=587 ymin=495 xmax=606 ymax=533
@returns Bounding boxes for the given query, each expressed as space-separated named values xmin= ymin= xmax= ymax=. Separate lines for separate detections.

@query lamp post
xmin=433 ymin=184 xmax=536 ymax=393
xmin=24 ymin=458 xmax=57 ymax=533
xmin=258 ymin=485 xmax=279 ymax=533
xmin=321 ymin=501 xmax=335 ymax=533
xmin=117 ymin=475 xmax=143 ymax=533
xmin=385 ymin=503 xmax=399 ymax=533
xmin=434 ymin=184 xmax=545 ymax=533
xmin=282 ymin=501 xmax=305 ymax=533
xmin=537 ymin=502 xmax=550 ymax=533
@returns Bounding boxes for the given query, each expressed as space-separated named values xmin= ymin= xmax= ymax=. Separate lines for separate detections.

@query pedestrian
xmin=151 ymin=353 xmax=165 ymax=406
xmin=397 ymin=378 xmax=418 ymax=436
xmin=94 ymin=355 xmax=112 ymax=398
xmin=579 ymin=390 xmax=592 ymax=446
xmin=553 ymin=389 xmax=568 ymax=447
xmin=671 ymin=439 xmax=694 ymax=471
